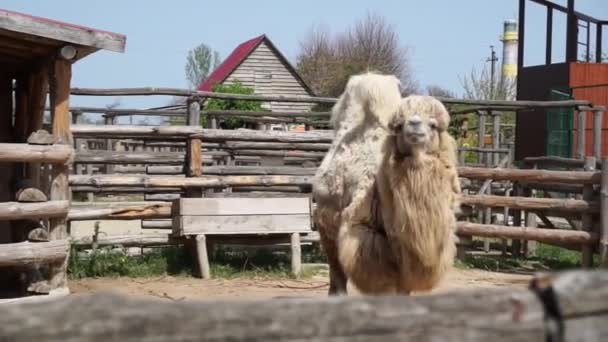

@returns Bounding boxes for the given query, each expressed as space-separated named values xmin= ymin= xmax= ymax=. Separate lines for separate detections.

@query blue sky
xmin=3 ymin=0 xmax=607 ymax=117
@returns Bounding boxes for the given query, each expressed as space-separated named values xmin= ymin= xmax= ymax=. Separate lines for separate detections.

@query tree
xmin=205 ymin=81 xmax=266 ymax=129
xmin=459 ymin=66 xmax=515 ymax=101
xmin=185 ymin=43 xmax=221 ymax=89
xmin=426 ymin=85 xmax=455 ymax=98
xmin=296 ymin=12 xmax=417 ymax=97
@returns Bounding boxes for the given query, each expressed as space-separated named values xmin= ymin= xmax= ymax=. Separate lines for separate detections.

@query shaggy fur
xmin=313 ymin=72 xmax=402 ymax=295
xmin=377 ymin=95 xmax=461 ymax=292
xmin=316 ymin=85 xmax=461 ymax=295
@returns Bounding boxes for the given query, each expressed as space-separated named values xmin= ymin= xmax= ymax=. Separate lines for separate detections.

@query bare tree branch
xmin=296 ymin=13 xmax=417 ymax=97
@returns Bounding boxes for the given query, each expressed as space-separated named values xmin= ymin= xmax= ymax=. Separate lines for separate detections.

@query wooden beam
xmin=69 ymin=87 xmax=593 ymax=109
xmin=68 ymin=202 xmax=171 ymax=221
xmin=456 ymin=222 xmax=597 ymax=246
xmin=72 ymin=233 xmax=176 ymax=247
xmin=0 ymin=9 xmax=126 ymax=53
xmin=48 ymin=58 xmax=71 ymax=292
xmin=462 ymin=194 xmax=596 ymax=213
xmin=1 ymin=270 xmax=608 ymax=341
xmin=0 ymin=200 xmax=69 ymax=220
xmin=69 ymin=174 xmax=313 ymax=189
xmin=71 ymin=124 xmax=203 ymax=138
xmin=0 ymin=240 xmax=69 ymax=267
xmin=0 ymin=143 xmax=72 ymax=163
xmin=458 ymin=166 xmax=600 ymax=184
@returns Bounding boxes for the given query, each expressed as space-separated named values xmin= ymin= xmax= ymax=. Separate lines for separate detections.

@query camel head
xmin=388 ymin=95 xmax=450 ymax=157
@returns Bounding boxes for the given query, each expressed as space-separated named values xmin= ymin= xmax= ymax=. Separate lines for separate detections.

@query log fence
xmin=0 ymin=270 xmax=606 ymax=341
xmin=60 ymin=89 xmax=608 ymax=269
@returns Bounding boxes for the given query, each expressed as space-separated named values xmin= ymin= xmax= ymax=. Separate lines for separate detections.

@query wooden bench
xmin=172 ymin=197 xmax=313 ymax=278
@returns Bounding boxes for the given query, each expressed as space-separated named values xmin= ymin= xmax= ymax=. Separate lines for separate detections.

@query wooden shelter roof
xmin=0 ymin=8 xmax=126 ymax=73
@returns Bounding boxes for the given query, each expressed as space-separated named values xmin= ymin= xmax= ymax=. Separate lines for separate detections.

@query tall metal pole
xmin=487 ymin=45 xmax=498 ymax=100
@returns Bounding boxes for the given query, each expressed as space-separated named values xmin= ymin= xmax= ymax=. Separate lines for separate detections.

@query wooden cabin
xmin=0 ymin=8 xmax=125 ymax=302
xmin=198 ymin=34 xmax=316 ymax=116
xmin=515 ymin=0 xmax=607 ymax=161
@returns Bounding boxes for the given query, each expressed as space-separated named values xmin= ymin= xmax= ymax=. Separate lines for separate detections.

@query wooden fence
xmin=41 ymin=89 xmax=601 ymax=269
xmin=1 ymin=270 xmax=606 ymax=341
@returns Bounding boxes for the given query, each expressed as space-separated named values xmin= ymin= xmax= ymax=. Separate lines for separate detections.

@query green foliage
xmin=206 ymin=81 xmax=266 ymax=129
xmin=68 ymin=244 xmax=326 ymax=279
xmin=455 ymin=243 xmax=599 ymax=272
xmin=68 ymin=245 xmax=194 ymax=279
xmin=185 ymin=43 xmax=220 ymax=89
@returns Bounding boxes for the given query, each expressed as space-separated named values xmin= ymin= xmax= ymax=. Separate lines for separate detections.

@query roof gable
xmin=197 ymin=34 xmax=314 ymax=96
xmin=0 ymin=8 xmax=126 ymax=53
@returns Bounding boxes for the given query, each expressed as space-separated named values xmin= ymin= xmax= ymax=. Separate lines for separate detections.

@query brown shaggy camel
xmin=313 ymin=73 xmax=460 ymax=295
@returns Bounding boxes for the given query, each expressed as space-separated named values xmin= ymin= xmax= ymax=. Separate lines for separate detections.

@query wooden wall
xmin=0 ymin=75 xmax=13 ymax=244
xmin=224 ymin=41 xmax=315 ymax=113
xmin=570 ymin=63 xmax=608 ymax=158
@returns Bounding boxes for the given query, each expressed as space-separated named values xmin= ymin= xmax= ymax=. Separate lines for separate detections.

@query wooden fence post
xmin=491 ymin=111 xmax=501 ymax=166
xmin=600 ymin=158 xmax=608 ymax=267
xmin=104 ymin=114 xmax=115 ymax=174
xmin=577 ymin=109 xmax=586 ymax=159
xmin=593 ymin=108 xmax=603 ymax=160
xmin=582 ymin=156 xmax=596 ymax=267
xmin=477 ymin=111 xmax=486 ymax=165
xmin=511 ymin=182 xmax=522 ymax=257
xmin=48 ymin=57 xmax=72 ymax=291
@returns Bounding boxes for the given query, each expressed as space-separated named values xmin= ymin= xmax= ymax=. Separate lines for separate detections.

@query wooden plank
xmin=70 ymin=87 xmax=337 ymax=104
xmin=581 ymin=157 xmax=596 ymax=267
xmin=456 ymin=222 xmax=597 ymax=246
xmin=0 ymin=9 xmax=126 ymax=52
xmin=195 ymin=235 xmax=211 ymax=279
xmin=68 ymin=202 xmax=171 ymax=221
xmin=291 ymin=232 xmax=301 ymax=277
xmin=69 ymin=174 xmax=313 ymax=188
xmin=0 ymin=143 xmax=72 ymax=163
xmin=0 ymin=240 xmax=69 ymax=267
xmin=0 ymin=282 xmax=546 ymax=341
xmin=461 ymin=194 xmax=597 ymax=213
xmin=75 ymin=151 xmax=187 ymax=164
xmin=72 ymin=233 xmax=176 ymax=247
xmin=0 ymin=200 xmax=69 ymax=220
xmin=71 ymin=124 xmax=203 ymax=138
xmin=180 ymin=214 xmax=312 ymax=235
xmin=177 ymin=197 xmax=310 ymax=215
xmin=458 ymin=167 xmax=600 ymax=184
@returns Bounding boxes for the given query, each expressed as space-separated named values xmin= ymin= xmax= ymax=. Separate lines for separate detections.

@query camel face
xmin=389 ymin=95 xmax=450 ymax=156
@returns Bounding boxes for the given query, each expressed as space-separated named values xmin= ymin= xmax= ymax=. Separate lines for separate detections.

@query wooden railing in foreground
xmin=1 ymin=270 xmax=606 ymax=341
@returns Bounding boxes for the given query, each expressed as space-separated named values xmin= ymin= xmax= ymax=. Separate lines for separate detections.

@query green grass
xmin=456 ymin=243 xmax=598 ymax=273
xmin=68 ymin=244 xmax=327 ymax=280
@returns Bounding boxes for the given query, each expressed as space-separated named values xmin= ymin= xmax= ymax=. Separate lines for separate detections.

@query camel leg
xmin=319 ymin=233 xmax=347 ymax=295
xmin=328 ymin=255 xmax=348 ymax=295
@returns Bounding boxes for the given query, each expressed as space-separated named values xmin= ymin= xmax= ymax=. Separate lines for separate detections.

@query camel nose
xmin=408 ymin=115 xmax=422 ymax=126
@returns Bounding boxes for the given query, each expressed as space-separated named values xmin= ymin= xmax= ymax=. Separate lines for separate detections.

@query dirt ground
xmin=69 ymin=218 xmax=533 ymax=300
xmin=69 ymin=267 xmax=532 ymax=301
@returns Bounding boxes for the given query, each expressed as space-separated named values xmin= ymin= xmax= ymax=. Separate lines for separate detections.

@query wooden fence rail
xmin=0 ymin=240 xmax=70 ymax=267
xmin=0 ymin=143 xmax=73 ymax=163
xmin=1 ymin=270 xmax=606 ymax=341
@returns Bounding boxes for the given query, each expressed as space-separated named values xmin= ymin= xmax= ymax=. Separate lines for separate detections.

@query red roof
xmin=197 ymin=34 xmax=313 ymax=95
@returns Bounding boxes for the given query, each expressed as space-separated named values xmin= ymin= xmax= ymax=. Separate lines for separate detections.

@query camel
xmin=313 ymin=73 xmax=460 ymax=295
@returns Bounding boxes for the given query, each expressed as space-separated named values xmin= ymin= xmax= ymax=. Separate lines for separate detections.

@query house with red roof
xmin=198 ymin=34 xmax=315 ymax=114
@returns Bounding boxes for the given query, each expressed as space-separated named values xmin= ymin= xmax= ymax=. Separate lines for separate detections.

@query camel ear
xmin=388 ymin=112 xmax=404 ymax=134
xmin=433 ymin=100 xmax=450 ymax=131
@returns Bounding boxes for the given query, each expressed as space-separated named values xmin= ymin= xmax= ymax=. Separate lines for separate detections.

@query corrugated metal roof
xmin=197 ymin=34 xmax=314 ymax=95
